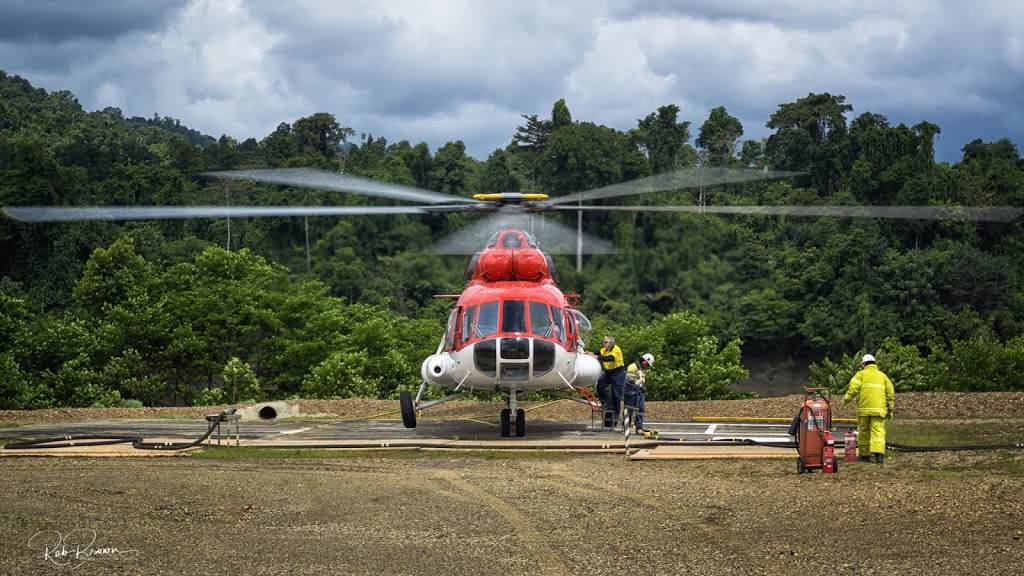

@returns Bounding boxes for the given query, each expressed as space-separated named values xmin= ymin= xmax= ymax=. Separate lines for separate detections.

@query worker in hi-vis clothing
xmin=843 ymin=354 xmax=895 ymax=464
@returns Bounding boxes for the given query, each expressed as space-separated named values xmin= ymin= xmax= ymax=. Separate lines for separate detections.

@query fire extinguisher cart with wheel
xmin=789 ymin=388 xmax=837 ymax=474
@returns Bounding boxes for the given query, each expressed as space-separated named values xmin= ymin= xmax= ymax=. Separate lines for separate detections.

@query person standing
xmin=624 ymin=353 xmax=654 ymax=432
xmin=591 ymin=336 xmax=625 ymax=428
xmin=843 ymin=353 xmax=895 ymax=464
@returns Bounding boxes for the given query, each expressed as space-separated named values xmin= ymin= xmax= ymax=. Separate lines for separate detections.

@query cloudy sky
xmin=2 ymin=0 xmax=1022 ymax=164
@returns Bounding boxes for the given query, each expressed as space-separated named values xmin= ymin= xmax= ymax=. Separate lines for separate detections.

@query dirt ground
xmin=2 ymin=393 xmax=1023 ymax=575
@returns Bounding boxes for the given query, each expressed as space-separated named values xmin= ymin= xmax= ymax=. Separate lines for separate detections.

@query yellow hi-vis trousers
xmin=857 ymin=415 xmax=887 ymax=455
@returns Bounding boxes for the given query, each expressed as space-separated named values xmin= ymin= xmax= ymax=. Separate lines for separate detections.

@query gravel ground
xmin=1 ymin=392 xmax=1023 ymax=575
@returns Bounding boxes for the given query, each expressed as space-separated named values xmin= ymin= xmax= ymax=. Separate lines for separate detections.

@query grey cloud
xmin=1 ymin=0 xmax=1020 ymax=163
xmin=0 ymin=0 xmax=189 ymax=41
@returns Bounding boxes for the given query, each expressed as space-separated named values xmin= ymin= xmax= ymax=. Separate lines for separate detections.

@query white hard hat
xmin=861 ymin=354 xmax=876 ymax=363
xmin=642 ymin=353 xmax=654 ymax=367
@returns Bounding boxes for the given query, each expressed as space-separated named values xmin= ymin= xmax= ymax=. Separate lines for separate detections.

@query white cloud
xmin=2 ymin=0 xmax=1021 ymax=161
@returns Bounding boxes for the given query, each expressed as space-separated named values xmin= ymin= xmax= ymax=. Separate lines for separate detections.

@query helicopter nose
xmin=421 ymin=354 xmax=453 ymax=384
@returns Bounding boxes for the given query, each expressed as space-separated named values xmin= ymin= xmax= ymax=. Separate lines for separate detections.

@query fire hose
xmin=3 ymin=408 xmax=238 ymax=451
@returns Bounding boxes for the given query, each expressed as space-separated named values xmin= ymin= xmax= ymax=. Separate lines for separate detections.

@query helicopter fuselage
xmin=421 ymin=279 xmax=602 ymax=393
xmin=404 ymin=228 xmax=601 ymax=436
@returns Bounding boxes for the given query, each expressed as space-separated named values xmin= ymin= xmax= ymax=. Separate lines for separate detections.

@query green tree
xmin=765 ymin=92 xmax=853 ymax=194
xmin=633 ymin=104 xmax=694 ymax=174
xmin=608 ymin=312 xmax=749 ymax=400
xmin=262 ymin=122 xmax=298 ymax=167
xmin=73 ymin=237 xmax=156 ymax=318
xmin=545 ymin=122 xmax=623 ymax=194
xmin=477 ymin=149 xmax=520 ymax=193
xmin=222 ymin=356 xmax=261 ymax=403
xmin=430 ymin=141 xmax=470 ymax=195
xmin=292 ymin=112 xmax=354 ymax=168
xmin=695 ymin=106 xmax=744 ymax=167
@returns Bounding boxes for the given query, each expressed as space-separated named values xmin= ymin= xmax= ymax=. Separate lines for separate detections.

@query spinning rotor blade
xmin=2 ymin=205 xmax=433 ymax=223
xmin=555 ymin=204 xmax=1023 ymax=222
xmin=545 ymin=167 xmax=802 ymax=206
xmin=202 ymin=168 xmax=481 ymax=206
xmin=428 ymin=211 xmax=617 ymax=254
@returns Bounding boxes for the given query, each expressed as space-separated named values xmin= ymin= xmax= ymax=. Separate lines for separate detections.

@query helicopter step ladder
xmin=572 ymin=386 xmax=613 ymax=430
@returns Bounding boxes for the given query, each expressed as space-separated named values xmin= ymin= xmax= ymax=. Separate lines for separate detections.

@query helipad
xmin=1 ymin=416 xmax=803 ymax=459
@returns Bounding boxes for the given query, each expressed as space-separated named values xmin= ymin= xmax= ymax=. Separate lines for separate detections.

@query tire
xmin=399 ymin=390 xmax=416 ymax=429
xmin=515 ymin=408 xmax=526 ymax=437
xmin=500 ymin=408 xmax=511 ymax=437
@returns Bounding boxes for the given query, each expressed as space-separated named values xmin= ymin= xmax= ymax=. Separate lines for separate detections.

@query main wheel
xmin=500 ymin=408 xmax=511 ymax=437
xmin=515 ymin=408 xmax=526 ymax=437
xmin=796 ymin=457 xmax=806 ymax=474
xmin=399 ymin=390 xmax=416 ymax=429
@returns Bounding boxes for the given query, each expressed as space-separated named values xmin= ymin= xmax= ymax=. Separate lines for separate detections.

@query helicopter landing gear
xmin=500 ymin=408 xmax=511 ymax=437
xmin=399 ymin=390 xmax=416 ymax=429
xmin=500 ymin=391 xmax=526 ymax=437
xmin=499 ymin=408 xmax=526 ymax=437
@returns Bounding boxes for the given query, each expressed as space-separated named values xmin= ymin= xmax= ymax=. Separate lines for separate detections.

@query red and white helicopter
xmin=413 ymin=225 xmax=603 ymax=437
xmin=5 ymin=167 xmax=1019 ymax=436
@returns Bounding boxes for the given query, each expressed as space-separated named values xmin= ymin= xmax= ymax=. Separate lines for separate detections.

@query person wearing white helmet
xmin=843 ymin=353 xmax=895 ymax=463
xmin=624 ymin=353 xmax=655 ymax=433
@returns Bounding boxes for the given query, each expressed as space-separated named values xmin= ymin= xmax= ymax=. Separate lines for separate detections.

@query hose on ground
xmin=3 ymin=408 xmax=237 ymax=451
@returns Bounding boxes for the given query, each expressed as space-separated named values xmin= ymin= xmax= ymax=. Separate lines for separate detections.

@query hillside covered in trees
xmin=1 ymin=70 xmax=1022 ymax=409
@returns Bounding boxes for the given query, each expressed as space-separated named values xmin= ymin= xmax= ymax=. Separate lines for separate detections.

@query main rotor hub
xmin=472 ymin=193 xmax=549 ymax=203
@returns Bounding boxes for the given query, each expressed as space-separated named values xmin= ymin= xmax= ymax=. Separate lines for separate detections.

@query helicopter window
xmin=569 ymin=308 xmax=592 ymax=334
xmin=444 ymin=309 xmax=459 ymax=350
xmin=550 ymin=306 xmax=567 ymax=345
xmin=533 ymin=340 xmax=555 ymax=375
xmin=475 ymin=302 xmax=499 ymax=337
xmin=473 ymin=339 xmax=497 ymax=376
xmin=463 ymin=305 xmax=477 ymax=340
xmin=528 ymin=301 xmax=557 ymax=339
xmin=502 ymin=300 xmax=527 ymax=333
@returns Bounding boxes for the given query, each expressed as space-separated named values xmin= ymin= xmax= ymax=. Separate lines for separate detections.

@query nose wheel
xmin=500 ymin=405 xmax=526 ymax=437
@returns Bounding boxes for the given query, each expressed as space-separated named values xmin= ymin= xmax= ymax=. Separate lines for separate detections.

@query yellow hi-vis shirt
xmin=844 ymin=364 xmax=895 ymax=417
xmin=626 ymin=362 xmax=645 ymax=386
xmin=599 ymin=345 xmax=624 ymax=372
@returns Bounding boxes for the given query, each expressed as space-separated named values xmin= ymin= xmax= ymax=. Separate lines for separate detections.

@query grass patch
xmin=888 ymin=421 xmax=1024 ymax=447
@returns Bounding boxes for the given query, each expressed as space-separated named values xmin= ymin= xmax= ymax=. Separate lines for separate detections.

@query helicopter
xmin=414 ymin=225 xmax=603 ymax=437
xmin=3 ymin=167 xmax=1020 ymax=436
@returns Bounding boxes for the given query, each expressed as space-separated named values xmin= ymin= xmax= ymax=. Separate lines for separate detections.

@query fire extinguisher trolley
xmin=791 ymin=387 xmax=837 ymax=474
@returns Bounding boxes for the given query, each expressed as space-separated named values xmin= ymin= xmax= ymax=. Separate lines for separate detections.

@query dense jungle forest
xmin=1 ymin=70 xmax=1023 ymax=409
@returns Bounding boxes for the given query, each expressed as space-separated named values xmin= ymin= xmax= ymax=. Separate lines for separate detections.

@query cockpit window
xmin=462 ymin=305 xmax=477 ymax=341
xmin=475 ymin=301 xmax=499 ymax=337
xmin=445 ymin=309 xmax=459 ymax=349
xmin=464 ymin=299 xmax=568 ymax=343
xmin=529 ymin=301 xmax=554 ymax=339
xmin=501 ymin=300 xmax=527 ymax=333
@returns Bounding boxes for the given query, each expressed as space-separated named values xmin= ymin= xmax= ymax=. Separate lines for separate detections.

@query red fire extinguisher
xmin=822 ymin=432 xmax=836 ymax=474
xmin=844 ymin=428 xmax=857 ymax=463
